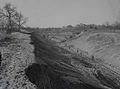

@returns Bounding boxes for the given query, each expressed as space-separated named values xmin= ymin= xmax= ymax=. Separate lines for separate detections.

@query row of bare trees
xmin=0 ymin=3 xmax=27 ymax=34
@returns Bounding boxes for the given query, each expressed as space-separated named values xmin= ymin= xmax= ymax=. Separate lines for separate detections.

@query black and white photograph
xmin=0 ymin=0 xmax=120 ymax=89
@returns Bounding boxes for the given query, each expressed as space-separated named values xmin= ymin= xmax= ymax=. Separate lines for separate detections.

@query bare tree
xmin=14 ymin=12 xmax=28 ymax=31
xmin=0 ymin=3 xmax=17 ymax=33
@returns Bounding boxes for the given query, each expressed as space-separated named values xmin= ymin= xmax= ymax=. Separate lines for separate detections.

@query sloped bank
xmin=25 ymin=32 xmax=120 ymax=89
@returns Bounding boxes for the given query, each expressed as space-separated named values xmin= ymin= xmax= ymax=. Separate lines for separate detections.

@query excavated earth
xmin=25 ymin=31 xmax=120 ymax=89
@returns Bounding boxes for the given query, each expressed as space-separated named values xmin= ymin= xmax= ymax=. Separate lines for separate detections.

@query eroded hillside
xmin=65 ymin=30 xmax=120 ymax=73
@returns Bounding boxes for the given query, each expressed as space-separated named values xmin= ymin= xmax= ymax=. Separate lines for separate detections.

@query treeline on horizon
xmin=25 ymin=22 xmax=120 ymax=32
xmin=0 ymin=3 xmax=120 ymax=33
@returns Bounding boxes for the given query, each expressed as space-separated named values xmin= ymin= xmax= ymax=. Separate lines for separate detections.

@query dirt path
xmin=0 ymin=32 xmax=36 ymax=89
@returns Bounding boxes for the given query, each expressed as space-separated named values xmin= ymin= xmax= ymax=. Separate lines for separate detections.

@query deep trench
xmin=25 ymin=33 xmax=105 ymax=89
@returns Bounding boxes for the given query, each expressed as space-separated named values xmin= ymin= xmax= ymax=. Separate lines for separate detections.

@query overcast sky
xmin=0 ymin=0 xmax=120 ymax=27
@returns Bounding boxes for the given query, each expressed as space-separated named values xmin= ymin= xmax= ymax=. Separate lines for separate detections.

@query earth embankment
xmin=25 ymin=31 xmax=120 ymax=89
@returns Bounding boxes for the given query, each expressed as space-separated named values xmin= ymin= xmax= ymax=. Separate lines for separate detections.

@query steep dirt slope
xmin=66 ymin=31 xmax=120 ymax=72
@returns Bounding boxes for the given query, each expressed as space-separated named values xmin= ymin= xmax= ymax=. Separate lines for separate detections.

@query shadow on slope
xmin=25 ymin=63 xmax=102 ymax=89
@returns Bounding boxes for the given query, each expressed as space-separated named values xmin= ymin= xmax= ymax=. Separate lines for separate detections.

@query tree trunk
xmin=7 ymin=14 xmax=12 ymax=34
